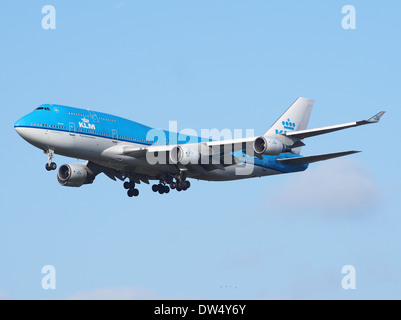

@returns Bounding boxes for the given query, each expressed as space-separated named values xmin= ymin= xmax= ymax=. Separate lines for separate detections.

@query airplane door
xmin=112 ymin=129 xmax=118 ymax=143
xmin=89 ymin=111 xmax=99 ymax=123
xmin=69 ymin=122 xmax=76 ymax=136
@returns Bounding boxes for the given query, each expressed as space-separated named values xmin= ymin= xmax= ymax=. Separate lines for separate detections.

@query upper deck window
xmin=68 ymin=111 xmax=91 ymax=117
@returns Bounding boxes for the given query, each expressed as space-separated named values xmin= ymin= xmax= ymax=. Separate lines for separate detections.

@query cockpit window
xmin=35 ymin=107 xmax=51 ymax=111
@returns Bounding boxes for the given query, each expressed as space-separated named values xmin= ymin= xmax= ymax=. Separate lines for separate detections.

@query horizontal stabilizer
xmin=276 ymin=151 xmax=361 ymax=165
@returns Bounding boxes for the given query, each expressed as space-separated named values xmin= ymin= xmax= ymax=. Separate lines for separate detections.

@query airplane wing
xmin=198 ymin=111 xmax=384 ymax=156
xmin=87 ymin=160 xmax=152 ymax=184
xmin=114 ymin=111 xmax=384 ymax=168
xmin=123 ymin=139 xmax=254 ymax=157
xmin=122 ymin=146 xmax=148 ymax=158
xmin=86 ymin=161 xmax=125 ymax=181
xmin=282 ymin=111 xmax=385 ymax=141
xmin=121 ymin=142 xmax=243 ymax=170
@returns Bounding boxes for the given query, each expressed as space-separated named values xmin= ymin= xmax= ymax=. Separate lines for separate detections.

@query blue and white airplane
xmin=14 ymin=98 xmax=384 ymax=197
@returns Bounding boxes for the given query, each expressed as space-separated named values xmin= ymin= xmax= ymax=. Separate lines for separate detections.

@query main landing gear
xmin=45 ymin=149 xmax=57 ymax=171
xmin=171 ymin=179 xmax=191 ymax=192
xmin=171 ymin=172 xmax=191 ymax=192
xmin=152 ymin=181 xmax=171 ymax=195
xmin=151 ymin=173 xmax=191 ymax=195
xmin=123 ymin=180 xmax=139 ymax=198
xmin=124 ymin=173 xmax=191 ymax=198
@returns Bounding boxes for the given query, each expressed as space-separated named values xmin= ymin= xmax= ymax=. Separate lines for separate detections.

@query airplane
xmin=14 ymin=97 xmax=385 ymax=198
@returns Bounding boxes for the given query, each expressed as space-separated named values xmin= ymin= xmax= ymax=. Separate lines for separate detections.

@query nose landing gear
xmin=45 ymin=149 xmax=57 ymax=171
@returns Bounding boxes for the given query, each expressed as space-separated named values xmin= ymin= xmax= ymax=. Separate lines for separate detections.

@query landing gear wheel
xmin=152 ymin=184 xmax=159 ymax=192
xmin=45 ymin=162 xmax=57 ymax=171
xmin=127 ymin=189 xmax=139 ymax=198
xmin=158 ymin=187 xmax=164 ymax=195
xmin=164 ymin=186 xmax=170 ymax=194
xmin=170 ymin=182 xmax=176 ymax=190
xmin=45 ymin=149 xmax=56 ymax=171
xmin=124 ymin=182 xmax=131 ymax=190
xmin=185 ymin=181 xmax=190 ymax=189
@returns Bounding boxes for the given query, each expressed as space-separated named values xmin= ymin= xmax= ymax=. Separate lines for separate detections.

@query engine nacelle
xmin=57 ymin=163 xmax=93 ymax=187
xmin=170 ymin=145 xmax=206 ymax=165
xmin=253 ymin=136 xmax=285 ymax=156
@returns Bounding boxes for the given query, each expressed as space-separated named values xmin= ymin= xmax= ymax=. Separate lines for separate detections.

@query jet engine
xmin=57 ymin=163 xmax=95 ymax=187
xmin=253 ymin=136 xmax=285 ymax=156
xmin=169 ymin=145 xmax=209 ymax=165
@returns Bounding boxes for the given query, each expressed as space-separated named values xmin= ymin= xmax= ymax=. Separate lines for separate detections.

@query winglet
xmin=367 ymin=111 xmax=386 ymax=123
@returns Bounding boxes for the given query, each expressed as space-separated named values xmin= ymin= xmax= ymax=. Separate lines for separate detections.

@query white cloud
xmin=264 ymin=159 xmax=382 ymax=216
xmin=69 ymin=286 xmax=160 ymax=300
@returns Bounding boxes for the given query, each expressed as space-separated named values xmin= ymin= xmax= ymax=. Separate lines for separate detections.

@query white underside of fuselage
xmin=16 ymin=127 xmax=283 ymax=181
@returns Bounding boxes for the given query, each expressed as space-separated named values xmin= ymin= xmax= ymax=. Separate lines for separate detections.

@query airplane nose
xmin=14 ymin=126 xmax=24 ymax=138
xmin=14 ymin=117 xmax=25 ymax=132
xmin=14 ymin=116 xmax=30 ymax=139
xmin=14 ymin=115 xmax=28 ymax=128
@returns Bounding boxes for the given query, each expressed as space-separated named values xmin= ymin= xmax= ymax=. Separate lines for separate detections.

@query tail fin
xmin=264 ymin=97 xmax=315 ymax=136
xmin=264 ymin=97 xmax=314 ymax=154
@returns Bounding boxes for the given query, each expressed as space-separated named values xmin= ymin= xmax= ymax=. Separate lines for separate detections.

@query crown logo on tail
xmin=282 ymin=119 xmax=296 ymax=131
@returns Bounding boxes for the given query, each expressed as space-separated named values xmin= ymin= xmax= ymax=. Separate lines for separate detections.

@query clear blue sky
xmin=1 ymin=0 xmax=400 ymax=299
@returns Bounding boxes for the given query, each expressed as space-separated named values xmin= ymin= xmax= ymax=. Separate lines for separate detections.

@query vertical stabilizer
xmin=264 ymin=97 xmax=314 ymax=154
